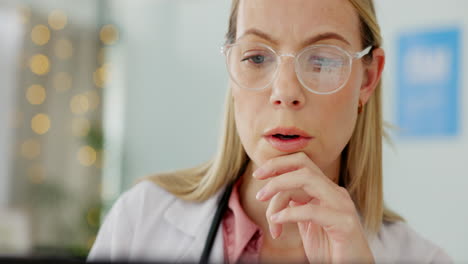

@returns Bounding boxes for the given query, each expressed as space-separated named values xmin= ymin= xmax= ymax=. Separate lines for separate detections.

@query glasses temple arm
xmin=355 ymin=46 xmax=373 ymax=59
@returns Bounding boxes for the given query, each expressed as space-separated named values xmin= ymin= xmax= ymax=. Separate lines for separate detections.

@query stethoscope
xmin=199 ymin=179 xmax=235 ymax=263
xmin=199 ymin=164 xmax=248 ymax=264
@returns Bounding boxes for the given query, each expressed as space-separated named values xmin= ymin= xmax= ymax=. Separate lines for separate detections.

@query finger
xmin=266 ymin=192 xmax=287 ymax=239
xmin=266 ymin=191 xmax=311 ymax=239
xmin=291 ymin=201 xmax=309 ymax=235
xmin=256 ymin=168 xmax=344 ymax=210
xmin=253 ymin=152 xmax=316 ymax=180
xmin=270 ymin=203 xmax=358 ymax=233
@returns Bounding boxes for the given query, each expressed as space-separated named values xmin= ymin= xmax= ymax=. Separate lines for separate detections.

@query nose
xmin=269 ymin=57 xmax=306 ymax=109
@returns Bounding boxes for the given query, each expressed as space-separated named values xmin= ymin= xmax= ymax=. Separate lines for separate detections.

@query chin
xmin=247 ymin=145 xmax=298 ymax=166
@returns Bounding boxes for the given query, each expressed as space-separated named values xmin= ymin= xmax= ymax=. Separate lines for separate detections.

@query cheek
xmin=232 ymin=88 xmax=258 ymax=144
xmin=327 ymin=68 xmax=362 ymax=128
xmin=314 ymin=80 xmax=360 ymax=162
xmin=232 ymin=87 xmax=272 ymax=164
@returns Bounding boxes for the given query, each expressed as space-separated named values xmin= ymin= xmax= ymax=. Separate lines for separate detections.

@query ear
xmin=359 ymin=48 xmax=385 ymax=104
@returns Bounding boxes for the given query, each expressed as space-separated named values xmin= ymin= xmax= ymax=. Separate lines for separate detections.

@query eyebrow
xmin=238 ymin=28 xmax=351 ymax=46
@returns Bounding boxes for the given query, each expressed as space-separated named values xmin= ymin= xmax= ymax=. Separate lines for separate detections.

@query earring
xmin=358 ymin=99 xmax=363 ymax=114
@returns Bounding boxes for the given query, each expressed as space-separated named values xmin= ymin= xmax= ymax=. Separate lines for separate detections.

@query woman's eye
xmin=242 ymin=55 xmax=265 ymax=64
xmin=312 ymin=57 xmax=329 ymax=66
xmin=310 ymin=56 xmax=342 ymax=70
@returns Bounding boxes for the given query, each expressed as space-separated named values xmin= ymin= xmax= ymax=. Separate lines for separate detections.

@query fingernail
xmin=270 ymin=225 xmax=279 ymax=239
xmin=252 ymin=168 xmax=264 ymax=178
xmin=256 ymin=189 xmax=266 ymax=200
xmin=270 ymin=230 xmax=277 ymax=239
xmin=270 ymin=213 xmax=279 ymax=222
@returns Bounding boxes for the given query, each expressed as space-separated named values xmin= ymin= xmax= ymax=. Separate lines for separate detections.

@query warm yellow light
xmin=78 ymin=146 xmax=97 ymax=167
xmin=28 ymin=163 xmax=45 ymax=184
xmin=93 ymin=65 xmax=109 ymax=88
xmin=53 ymin=72 xmax=72 ymax=92
xmin=100 ymin=24 xmax=119 ymax=45
xmin=31 ymin=113 xmax=51 ymax=135
xmin=31 ymin=24 xmax=50 ymax=46
xmin=29 ymin=54 xmax=50 ymax=75
xmin=84 ymin=90 xmax=100 ymax=111
xmin=48 ymin=9 xmax=67 ymax=30
xmin=18 ymin=5 xmax=31 ymax=24
xmin=72 ymin=117 xmax=90 ymax=137
xmin=70 ymin=94 xmax=89 ymax=115
xmin=55 ymin=38 xmax=73 ymax=60
xmin=26 ymin=84 xmax=46 ymax=105
xmin=21 ymin=139 xmax=41 ymax=160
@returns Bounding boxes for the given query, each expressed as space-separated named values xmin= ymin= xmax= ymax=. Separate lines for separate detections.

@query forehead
xmin=237 ymin=0 xmax=361 ymax=49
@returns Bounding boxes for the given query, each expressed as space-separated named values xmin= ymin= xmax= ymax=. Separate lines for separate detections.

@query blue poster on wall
xmin=397 ymin=27 xmax=461 ymax=138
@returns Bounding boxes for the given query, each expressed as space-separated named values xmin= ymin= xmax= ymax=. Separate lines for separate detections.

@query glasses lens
xmin=297 ymin=46 xmax=350 ymax=93
xmin=226 ymin=42 xmax=277 ymax=90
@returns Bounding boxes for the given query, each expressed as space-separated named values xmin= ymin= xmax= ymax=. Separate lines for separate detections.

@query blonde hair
xmin=145 ymin=0 xmax=403 ymax=234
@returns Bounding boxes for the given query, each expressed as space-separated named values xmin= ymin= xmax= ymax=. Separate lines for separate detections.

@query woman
xmin=88 ymin=0 xmax=452 ymax=263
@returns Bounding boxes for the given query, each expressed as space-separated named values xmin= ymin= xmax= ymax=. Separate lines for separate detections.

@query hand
xmin=253 ymin=152 xmax=374 ymax=263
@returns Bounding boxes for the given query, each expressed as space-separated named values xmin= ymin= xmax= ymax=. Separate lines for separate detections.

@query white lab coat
xmin=88 ymin=181 xmax=452 ymax=263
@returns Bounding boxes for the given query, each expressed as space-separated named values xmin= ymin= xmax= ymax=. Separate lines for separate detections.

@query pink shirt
xmin=222 ymin=179 xmax=264 ymax=264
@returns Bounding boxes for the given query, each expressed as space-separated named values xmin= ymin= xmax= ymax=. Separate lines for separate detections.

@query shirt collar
xmin=224 ymin=178 xmax=262 ymax=260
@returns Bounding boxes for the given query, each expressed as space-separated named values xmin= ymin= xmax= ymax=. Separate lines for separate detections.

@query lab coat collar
xmin=163 ymin=186 xmax=225 ymax=236
xmin=163 ymin=185 xmax=227 ymax=263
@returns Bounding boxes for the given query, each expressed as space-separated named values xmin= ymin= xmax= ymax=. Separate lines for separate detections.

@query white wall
xmin=104 ymin=0 xmax=231 ymax=193
xmin=0 ymin=5 xmax=23 ymax=208
xmin=376 ymin=0 xmax=468 ymax=261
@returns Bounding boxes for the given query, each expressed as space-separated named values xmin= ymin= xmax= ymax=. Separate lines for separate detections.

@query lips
xmin=264 ymin=127 xmax=313 ymax=152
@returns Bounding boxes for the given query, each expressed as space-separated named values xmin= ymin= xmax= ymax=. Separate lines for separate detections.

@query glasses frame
xmin=221 ymin=42 xmax=372 ymax=95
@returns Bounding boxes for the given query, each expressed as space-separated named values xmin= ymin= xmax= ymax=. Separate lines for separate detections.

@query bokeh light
xmin=26 ymin=84 xmax=46 ymax=105
xmin=29 ymin=54 xmax=50 ymax=76
xmin=72 ymin=117 xmax=91 ymax=137
xmin=48 ymin=9 xmax=68 ymax=30
xmin=31 ymin=25 xmax=50 ymax=46
xmin=84 ymin=90 xmax=100 ymax=111
xmin=93 ymin=65 xmax=109 ymax=88
xmin=70 ymin=94 xmax=89 ymax=115
xmin=99 ymin=24 xmax=119 ymax=45
xmin=17 ymin=5 xmax=31 ymax=24
xmin=31 ymin=113 xmax=51 ymax=135
xmin=77 ymin=146 xmax=97 ymax=167
xmin=20 ymin=139 xmax=41 ymax=160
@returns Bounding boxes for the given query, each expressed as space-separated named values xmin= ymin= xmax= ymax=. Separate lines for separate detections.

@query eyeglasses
xmin=221 ymin=41 xmax=372 ymax=95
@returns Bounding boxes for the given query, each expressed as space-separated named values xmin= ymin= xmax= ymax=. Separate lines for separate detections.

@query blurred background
xmin=0 ymin=0 xmax=466 ymax=262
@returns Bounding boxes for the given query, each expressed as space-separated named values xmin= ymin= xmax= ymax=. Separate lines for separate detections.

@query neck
xmin=238 ymin=155 xmax=341 ymax=250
